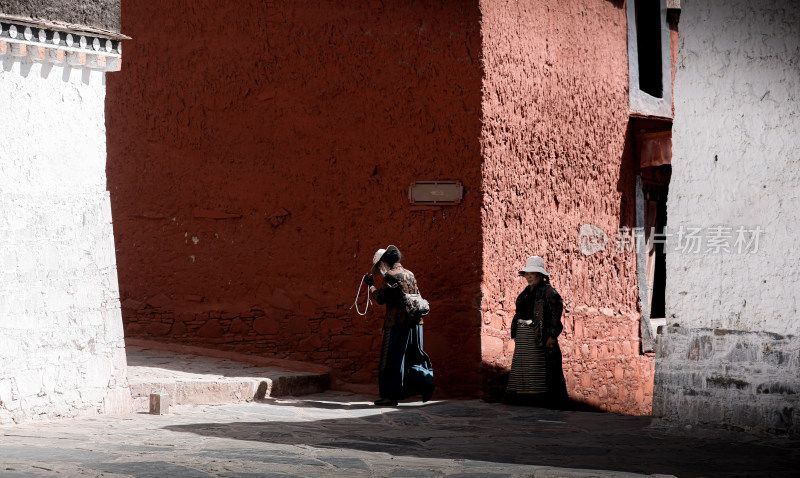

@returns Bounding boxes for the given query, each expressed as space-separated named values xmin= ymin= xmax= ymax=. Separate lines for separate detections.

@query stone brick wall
xmin=107 ymin=0 xmax=485 ymax=396
xmin=0 ymin=48 xmax=130 ymax=423
xmin=478 ymin=0 xmax=654 ymax=414
xmin=655 ymin=327 xmax=799 ymax=436
xmin=658 ymin=0 xmax=800 ymax=435
xmin=561 ymin=309 xmax=653 ymax=414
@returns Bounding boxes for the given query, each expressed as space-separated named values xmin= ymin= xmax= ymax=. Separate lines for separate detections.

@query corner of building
xmin=0 ymin=2 xmax=132 ymax=424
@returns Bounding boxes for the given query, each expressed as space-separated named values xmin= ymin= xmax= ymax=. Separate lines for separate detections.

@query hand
xmin=546 ymin=337 xmax=556 ymax=349
xmin=363 ymin=274 xmax=374 ymax=287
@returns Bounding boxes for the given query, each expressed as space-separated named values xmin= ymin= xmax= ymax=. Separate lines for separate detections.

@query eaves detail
xmin=0 ymin=16 xmax=127 ymax=71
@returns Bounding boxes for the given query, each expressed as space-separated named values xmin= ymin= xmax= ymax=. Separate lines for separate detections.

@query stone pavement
xmin=1 ymin=392 xmax=798 ymax=478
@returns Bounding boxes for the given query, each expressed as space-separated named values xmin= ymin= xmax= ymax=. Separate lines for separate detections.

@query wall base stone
xmin=654 ymin=326 xmax=799 ymax=437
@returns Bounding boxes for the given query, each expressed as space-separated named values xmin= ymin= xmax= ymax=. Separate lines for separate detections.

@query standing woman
xmin=364 ymin=245 xmax=434 ymax=406
xmin=506 ymin=255 xmax=568 ymax=407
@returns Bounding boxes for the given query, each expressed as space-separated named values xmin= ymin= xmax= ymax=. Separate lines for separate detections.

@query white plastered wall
xmin=654 ymin=0 xmax=799 ymax=435
xmin=0 ymin=55 xmax=131 ymax=423
xmin=667 ymin=0 xmax=800 ymax=336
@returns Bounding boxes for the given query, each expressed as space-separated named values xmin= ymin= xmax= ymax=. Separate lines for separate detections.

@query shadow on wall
xmin=1 ymin=57 xmax=99 ymax=85
xmin=616 ymin=122 xmax=637 ymax=231
xmin=105 ymin=0 xmax=484 ymax=398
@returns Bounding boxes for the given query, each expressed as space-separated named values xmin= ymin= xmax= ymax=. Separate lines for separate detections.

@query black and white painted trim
xmin=0 ymin=19 xmax=124 ymax=71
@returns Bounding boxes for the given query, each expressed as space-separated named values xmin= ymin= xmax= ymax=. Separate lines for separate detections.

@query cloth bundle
xmin=402 ymin=293 xmax=429 ymax=325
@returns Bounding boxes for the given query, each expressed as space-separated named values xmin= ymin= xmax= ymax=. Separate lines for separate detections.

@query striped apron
xmin=506 ymin=321 xmax=546 ymax=394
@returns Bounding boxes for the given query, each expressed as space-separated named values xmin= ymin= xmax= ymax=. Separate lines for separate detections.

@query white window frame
xmin=627 ymin=0 xmax=673 ymax=118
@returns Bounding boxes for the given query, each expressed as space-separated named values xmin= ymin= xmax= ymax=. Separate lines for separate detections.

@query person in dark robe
xmin=506 ymin=255 xmax=568 ymax=407
xmin=364 ymin=245 xmax=434 ymax=406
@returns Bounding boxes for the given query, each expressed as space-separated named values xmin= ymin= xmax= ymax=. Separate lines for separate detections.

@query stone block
xmin=329 ymin=334 xmax=373 ymax=352
xmin=686 ymin=335 xmax=713 ymax=361
xmin=0 ymin=379 xmax=15 ymax=405
xmin=145 ymin=321 xmax=173 ymax=337
xmin=298 ymin=296 xmax=320 ymax=316
xmin=149 ymin=392 xmax=169 ymax=414
xmin=229 ymin=317 xmax=251 ymax=335
xmin=726 ymin=341 xmax=760 ymax=362
xmin=196 ymin=320 xmax=224 ymax=338
xmin=319 ymin=317 xmax=346 ymax=335
xmin=481 ymin=335 xmax=505 ymax=360
xmin=15 ymin=372 xmax=42 ymax=398
xmin=146 ymin=293 xmax=172 ymax=308
xmin=287 ymin=316 xmax=311 ymax=335
xmin=253 ymin=317 xmax=280 ymax=335
xmin=297 ymin=334 xmax=323 ymax=351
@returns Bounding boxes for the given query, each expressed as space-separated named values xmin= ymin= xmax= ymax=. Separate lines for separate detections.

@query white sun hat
xmin=519 ymin=255 xmax=549 ymax=276
xmin=371 ymin=245 xmax=399 ymax=275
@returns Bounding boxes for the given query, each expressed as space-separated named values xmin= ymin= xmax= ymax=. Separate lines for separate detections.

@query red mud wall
xmin=479 ymin=0 xmax=654 ymax=414
xmin=106 ymin=0 xmax=483 ymax=396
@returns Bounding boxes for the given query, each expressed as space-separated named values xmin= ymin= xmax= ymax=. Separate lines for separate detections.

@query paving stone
xmin=219 ymin=474 xmax=303 ymax=478
xmin=1 ymin=393 xmax=798 ymax=478
xmin=422 ymin=407 xmax=498 ymax=418
xmin=0 ymin=474 xmax=51 ymax=478
xmin=107 ymin=444 xmax=178 ymax=453
xmin=444 ymin=473 xmax=512 ymax=478
xmin=0 ymin=445 xmax=109 ymax=463
xmin=90 ymin=461 xmax=215 ymax=477
xmin=537 ymin=445 xmax=612 ymax=456
xmin=317 ymin=440 xmax=396 ymax=453
xmin=195 ymin=449 xmax=326 ymax=467
xmin=388 ymin=470 xmax=444 ymax=477
xmin=380 ymin=413 xmax=432 ymax=427
xmin=322 ymin=456 xmax=370 ymax=470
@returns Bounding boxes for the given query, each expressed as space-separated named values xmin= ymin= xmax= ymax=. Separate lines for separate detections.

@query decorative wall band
xmin=0 ymin=21 xmax=122 ymax=71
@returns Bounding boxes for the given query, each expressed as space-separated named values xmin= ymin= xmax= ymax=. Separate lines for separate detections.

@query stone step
xmin=125 ymin=339 xmax=331 ymax=412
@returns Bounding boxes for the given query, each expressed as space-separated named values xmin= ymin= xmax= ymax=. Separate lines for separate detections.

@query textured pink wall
xmin=106 ymin=0 xmax=484 ymax=396
xmin=479 ymin=0 xmax=654 ymax=414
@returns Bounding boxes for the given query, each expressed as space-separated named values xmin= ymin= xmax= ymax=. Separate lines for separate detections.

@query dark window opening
xmin=635 ymin=0 xmax=663 ymax=98
xmin=642 ymin=165 xmax=671 ymax=319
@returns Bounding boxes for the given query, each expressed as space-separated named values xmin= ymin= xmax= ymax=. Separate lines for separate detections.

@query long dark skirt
xmin=378 ymin=324 xmax=434 ymax=400
xmin=507 ymin=325 xmax=547 ymax=393
xmin=506 ymin=331 xmax=568 ymax=407
xmin=544 ymin=343 xmax=569 ymax=405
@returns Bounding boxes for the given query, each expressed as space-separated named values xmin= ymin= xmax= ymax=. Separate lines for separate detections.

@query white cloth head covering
xmin=519 ymin=255 xmax=549 ymax=276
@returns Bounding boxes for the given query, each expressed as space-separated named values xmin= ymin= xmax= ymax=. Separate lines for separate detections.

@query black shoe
xmin=422 ymin=385 xmax=435 ymax=403
xmin=374 ymin=398 xmax=398 ymax=406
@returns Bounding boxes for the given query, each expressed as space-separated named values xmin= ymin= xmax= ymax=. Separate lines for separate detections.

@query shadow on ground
xmin=164 ymin=398 xmax=800 ymax=478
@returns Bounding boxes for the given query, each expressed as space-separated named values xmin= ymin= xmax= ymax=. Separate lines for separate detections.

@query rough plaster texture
xmin=479 ymin=0 xmax=654 ymax=414
xmin=107 ymin=0 xmax=484 ymax=396
xmin=0 ymin=57 xmax=130 ymax=423
xmin=0 ymin=0 xmax=120 ymax=31
xmin=657 ymin=0 xmax=800 ymax=435
xmin=666 ymin=0 xmax=800 ymax=336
